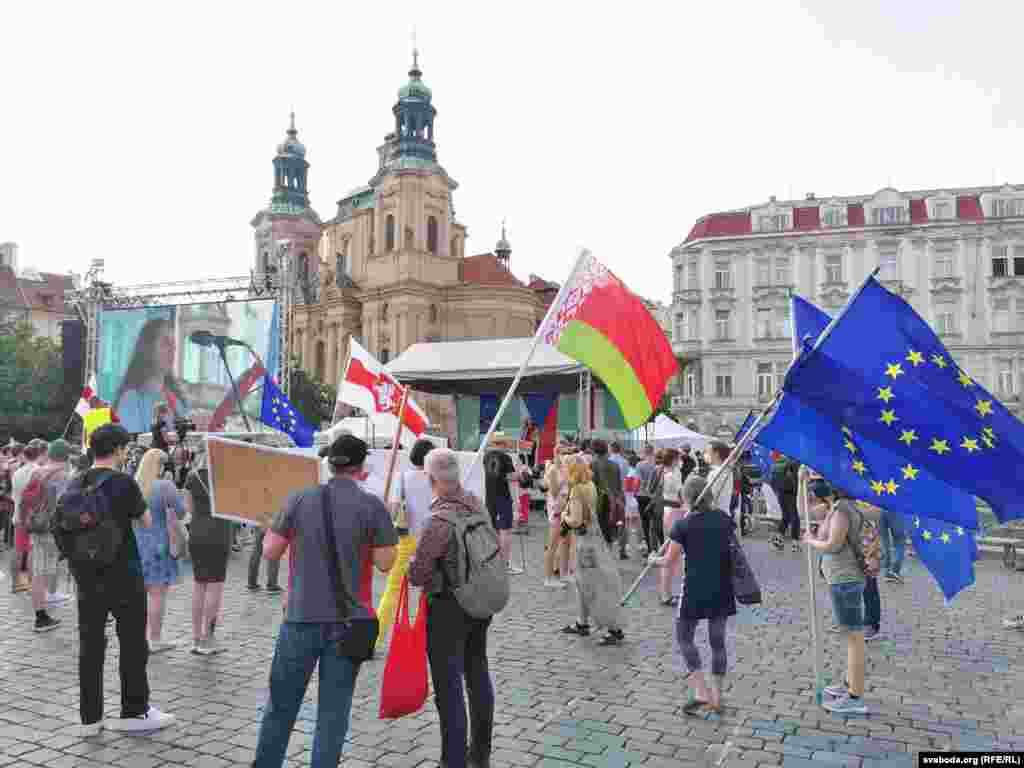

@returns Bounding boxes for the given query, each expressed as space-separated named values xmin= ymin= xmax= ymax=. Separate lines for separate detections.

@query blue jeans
xmin=253 ymin=622 xmax=361 ymax=768
xmin=879 ymin=509 xmax=906 ymax=575
xmin=829 ymin=582 xmax=865 ymax=632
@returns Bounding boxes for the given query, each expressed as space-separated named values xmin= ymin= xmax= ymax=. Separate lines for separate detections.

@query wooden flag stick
xmin=382 ymin=387 xmax=411 ymax=507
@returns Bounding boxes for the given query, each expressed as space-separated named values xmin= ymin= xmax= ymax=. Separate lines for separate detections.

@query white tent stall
xmin=649 ymin=413 xmax=715 ymax=451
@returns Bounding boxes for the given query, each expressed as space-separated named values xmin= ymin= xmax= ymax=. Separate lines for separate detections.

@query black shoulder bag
xmin=320 ymin=486 xmax=380 ymax=663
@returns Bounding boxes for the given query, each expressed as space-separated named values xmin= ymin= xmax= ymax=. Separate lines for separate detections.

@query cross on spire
xmin=289 ymin=110 xmax=296 ymax=133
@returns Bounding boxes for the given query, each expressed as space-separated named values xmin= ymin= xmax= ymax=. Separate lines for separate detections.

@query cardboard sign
xmin=207 ymin=436 xmax=320 ymax=528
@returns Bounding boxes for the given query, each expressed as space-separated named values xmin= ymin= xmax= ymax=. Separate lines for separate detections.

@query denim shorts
xmin=490 ymin=496 xmax=514 ymax=531
xmin=829 ymin=581 xmax=865 ymax=632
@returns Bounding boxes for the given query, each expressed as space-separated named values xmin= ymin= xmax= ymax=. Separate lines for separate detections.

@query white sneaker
xmin=543 ymin=578 xmax=562 ymax=588
xmin=148 ymin=640 xmax=176 ymax=654
xmin=1003 ymin=615 xmax=1024 ymax=630
xmin=76 ymin=722 xmax=102 ymax=738
xmin=47 ymin=591 xmax=72 ymax=606
xmin=201 ymin=636 xmax=223 ymax=655
xmin=106 ymin=706 xmax=176 ymax=732
xmin=507 ymin=564 xmax=524 ymax=576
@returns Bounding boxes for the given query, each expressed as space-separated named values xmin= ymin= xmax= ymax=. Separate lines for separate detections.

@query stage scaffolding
xmin=65 ymin=242 xmax=298 ymax=395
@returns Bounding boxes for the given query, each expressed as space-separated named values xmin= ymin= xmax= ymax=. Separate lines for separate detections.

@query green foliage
xmin=288 ymin=364 xmax=337 ymax=428
xmin=0 ymin=323 xmax=74 ymax=441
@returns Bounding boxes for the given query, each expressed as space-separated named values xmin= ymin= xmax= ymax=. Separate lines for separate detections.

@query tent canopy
xmin=386 ymin=338 xmax=585 ymax=395
xmin=650 ymin=414 xmax=715 ymax=451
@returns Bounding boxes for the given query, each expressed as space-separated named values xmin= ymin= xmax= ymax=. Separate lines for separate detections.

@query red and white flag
xmin=75 ymin=374 xmax=98 ymax=419
xmin=337 ymin=339 xmax=429 ymax=438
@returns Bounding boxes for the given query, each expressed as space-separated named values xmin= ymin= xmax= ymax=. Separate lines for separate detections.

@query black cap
xmin=319 ymin=434 xmax=368 ymax=467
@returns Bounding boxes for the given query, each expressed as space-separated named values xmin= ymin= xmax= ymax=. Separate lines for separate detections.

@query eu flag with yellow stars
xmin=778 ymin=277 xmax=1024 ymax=525
xmin=736 ymin=411 xmax=773 ymax=480
xmin=755 ymin=294 xmax=978 ymax=600
xmin=259 ymin=375 xmax=315 ymax=448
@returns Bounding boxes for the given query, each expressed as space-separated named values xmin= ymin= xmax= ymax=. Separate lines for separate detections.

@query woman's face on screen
xmin=156 ymin=330 xmax=176 ymax=373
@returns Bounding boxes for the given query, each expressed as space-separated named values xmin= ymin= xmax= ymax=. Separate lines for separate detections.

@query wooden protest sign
xmin=206 ymin=436 xmax=319 ymax=528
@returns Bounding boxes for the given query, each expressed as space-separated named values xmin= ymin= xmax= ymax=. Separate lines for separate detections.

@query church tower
xmin=391 ymin=48 xmax=437 ymax=163
xmin=251 ymin=114 xmax=322 ymax=307
xmin=495 ymin=222 xmax=511 ymax=269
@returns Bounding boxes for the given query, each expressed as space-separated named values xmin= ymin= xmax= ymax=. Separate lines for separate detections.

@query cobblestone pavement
xmin=0 ymin=518 xmax=1022 ymax=767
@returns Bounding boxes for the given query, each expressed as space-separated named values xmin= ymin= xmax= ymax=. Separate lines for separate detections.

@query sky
xmin=4 ymin=0 xmax=1024 ymax=306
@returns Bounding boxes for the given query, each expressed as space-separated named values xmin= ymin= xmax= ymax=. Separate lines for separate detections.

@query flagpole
xmin=382 ymin=388 xmax=410 ymax=506
xmin=462 ymin=248 xmax=590 ymax=486
xmin=620 ymin=393 xmax=781 ymax=605
xmin=791 ymin=289 xmax=825 ymax=706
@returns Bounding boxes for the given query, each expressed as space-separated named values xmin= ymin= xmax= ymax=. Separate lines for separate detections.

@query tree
xmin=0 ymin=323 xmax=74 ymax=441
xmin=288 ymin=364 xmax=337 ymax=429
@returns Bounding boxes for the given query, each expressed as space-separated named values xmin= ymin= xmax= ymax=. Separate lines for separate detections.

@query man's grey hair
xmin=425 ymin=448 xmax=461 ymax=487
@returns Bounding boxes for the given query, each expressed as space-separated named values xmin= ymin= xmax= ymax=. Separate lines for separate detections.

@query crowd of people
xmin=0 ymin=418 xmax=980 ymax=765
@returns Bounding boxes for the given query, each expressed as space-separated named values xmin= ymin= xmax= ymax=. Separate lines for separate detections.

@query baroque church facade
xmin=251 ymin=53 xmax=558 ymax=438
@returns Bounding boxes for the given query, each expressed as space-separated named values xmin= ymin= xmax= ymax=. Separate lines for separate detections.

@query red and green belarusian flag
xmin=541 ymin=252 xmax=678 ymax=429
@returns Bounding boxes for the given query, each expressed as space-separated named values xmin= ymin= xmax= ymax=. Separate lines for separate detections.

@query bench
xmin=978 ymin=536 xmax=1024 ymax=570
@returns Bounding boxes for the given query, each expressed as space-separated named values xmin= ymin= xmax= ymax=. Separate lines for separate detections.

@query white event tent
xmin=649 ymin=414 xmax=715 ymax=451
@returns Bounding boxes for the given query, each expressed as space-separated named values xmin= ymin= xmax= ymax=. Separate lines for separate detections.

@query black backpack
xmin=51 ymin=470 xmax=123 ymax=577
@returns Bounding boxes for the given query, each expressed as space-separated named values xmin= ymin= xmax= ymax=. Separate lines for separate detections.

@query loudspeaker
xmin=61 ymin=320 xmax=85 ymax=398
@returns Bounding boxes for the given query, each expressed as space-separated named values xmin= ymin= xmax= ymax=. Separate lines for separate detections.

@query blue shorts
xmin=829 ymin=582 xmax=865 ymax=632
xmin=490 ymin=496 xmax=514 ymax=531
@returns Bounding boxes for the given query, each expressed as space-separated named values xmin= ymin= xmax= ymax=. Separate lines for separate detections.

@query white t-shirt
xmin=395 ymin=468 xmax=434 ymax=537
xmin=707 ymin=464 xmax=735 ymax=515
xmin=12 ymin=463 xmax=37 ymax=525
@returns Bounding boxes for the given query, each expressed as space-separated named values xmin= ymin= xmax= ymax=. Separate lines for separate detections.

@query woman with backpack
xmin=134 ymin=448 xmax=185 ymax=653
xmin=803 ymin=477 xmax=879 ymax=715
xmin=560 ymin=455 xmax=624 ymax=646
xmin=648 ymin=474 xmax=735 ymax=716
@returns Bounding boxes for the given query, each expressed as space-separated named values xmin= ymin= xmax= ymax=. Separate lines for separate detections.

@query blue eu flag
xmin=259 ymin=375 xmax=315 ymax=448
xmin=736 ymin=411 xmax=773 ymax=480
xmin=756 ymin=294 xmax=977 ymax=601
xmin=781 ymin=277 xmax=1024 ymax=525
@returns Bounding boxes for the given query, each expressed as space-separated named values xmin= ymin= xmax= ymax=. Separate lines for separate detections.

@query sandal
xmin=561 ymin=623 xmax=590 ymax=637
xmin=683 ymin=698 xmax=708 ymax=715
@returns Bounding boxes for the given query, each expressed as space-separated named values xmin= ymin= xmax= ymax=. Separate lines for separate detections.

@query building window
xmin=934 ymin=248 xmax=953 ymax=278
xmin=775 ymin=257 xmax=791 ymax=285
xmin=756 ymin=308 xmax=772 ymax=338
xmin=714 ymin=365 xmax=733 ymax=398
xmin=381 ymin=303 xmax=389 ymax=322
xmin=776 ymin=306 xmax=791 ymax=338
xmin=871 ymin=206 xmax=906 ymax=225
xmin=993 ymin=245 xmax=1009 ymax=277
xmin=427 ymin=216 xmax=438 ymax=255
xmin=755 ymin=259 xmax=770 ymax=286
xmin=381 ymin=348 xmax=390 ymax=364
xmin=933 ymin=202 xmax=952 ymax=220
xmin=1018 ymin=301 xmax=1024 ymax=333
xmin=315 ymin=341 xmax=326 ymax=382
xmin=993 ymin=299 xmax=1011 ymax=333
xmin=675 ymin=313 xmax=687 ymax=343
xmin=385 ymin=215 xmax=396 ymax=252
xmin=992 ymin=199 xmax=1024 ymax=218
xmin=822 ymin=207 xmax=847 ymax=227
xmin=759 ymin=214 xmax=789 ymax=232
xmin=935 ymin=307 xmax=958 ymax=336
xmin=429 ymin=304 xmax=438 ymax=324
xmin=757 ymin=362 xmax=775 ymax=400
xmin=685 ymin=373 xmax=698 ymax=399
xmin=825 ymin=253 xmax=843 ymax=283
xmin=687 ymin=260 xmax=699 ymax=288
xmin=878 ymin=248 xmax=898 ymax=280
xmin=674 ymin=265 xmax=683 ymax=292
xmin=996 ymin=358 xmax=1015 ymax=396
xmin=687 ymin=309 xmax=699 ymax=340
xmin=714 ymin=261 xmax=731 ymax=290
xmin=715 ymin=310 xmax=730 ymax=340
xmin=1015 ymin=246 xmax=1024 ymax=276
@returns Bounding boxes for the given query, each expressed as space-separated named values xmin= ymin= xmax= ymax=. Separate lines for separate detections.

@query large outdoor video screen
xmin=97 ymin=300 xmax=278 ymax=435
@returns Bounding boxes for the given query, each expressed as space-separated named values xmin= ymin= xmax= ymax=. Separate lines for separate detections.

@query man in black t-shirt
xmin=72 ymin=424 xmax=176 ymax=737
xmin=484 ymin=449 xmax=523 ymax=575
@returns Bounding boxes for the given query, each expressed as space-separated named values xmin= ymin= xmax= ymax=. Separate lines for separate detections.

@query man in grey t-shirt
xmin=253 ymin=435 xmax=397 ymax=768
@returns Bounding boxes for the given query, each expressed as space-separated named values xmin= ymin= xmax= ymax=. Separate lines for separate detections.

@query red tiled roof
xmin=19 ymin=271 xmax=74 ymax=313
xmin=459 ymin=253 xmax=525 ymax=287
xmin=684 ymin=212 xmax=752 ymax=243
xmin=793 ymin=206 xmax=820 ymax=230
xmin=847 ymin=204 xmax=865 ymax=227
xmin=527 ymin=276 xmax=558 ymax=292
xmin=957 ymin=196 xmax=984 ymax=221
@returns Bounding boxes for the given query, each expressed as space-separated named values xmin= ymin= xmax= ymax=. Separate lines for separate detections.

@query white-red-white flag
xmin=337 ymin=339 xmax=429 ymax=438
xmin=75 ymin=374 xmax=98 ymax=419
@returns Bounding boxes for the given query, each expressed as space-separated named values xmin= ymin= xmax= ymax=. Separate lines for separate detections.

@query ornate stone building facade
xmin=670 ymin=185 xmax=1024 ymax=436
xmin=251 ymin=54 xmax=555 ymax=438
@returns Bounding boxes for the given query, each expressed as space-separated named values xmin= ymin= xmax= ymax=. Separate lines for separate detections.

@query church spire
xmin=495 ymin=220 xmax=511 ymax=267
xmin=271 ymin=112 xmax=310 ymax=212
xmin=393 ymin=48 xmax=437 ymax=163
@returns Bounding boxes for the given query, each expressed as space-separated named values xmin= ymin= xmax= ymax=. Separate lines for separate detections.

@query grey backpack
xmin=435 ymin=509 xmax=510 ymax=619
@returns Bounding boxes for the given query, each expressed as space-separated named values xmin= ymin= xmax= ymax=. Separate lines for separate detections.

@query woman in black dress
xmin=648 ymin=473 xmax=736 ymax=715
xmin=184 ymin=451 xmax=232 ymax=655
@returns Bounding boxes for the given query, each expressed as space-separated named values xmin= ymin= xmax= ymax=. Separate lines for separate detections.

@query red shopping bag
xmin=379 ymin=575 xmax=429 ymax=719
